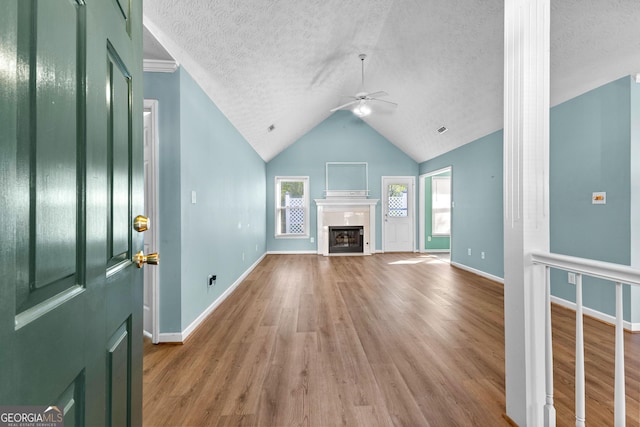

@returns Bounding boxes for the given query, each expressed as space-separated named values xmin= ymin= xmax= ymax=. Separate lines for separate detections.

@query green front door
xmin=0 ymin=1 xmax=144 ymax=425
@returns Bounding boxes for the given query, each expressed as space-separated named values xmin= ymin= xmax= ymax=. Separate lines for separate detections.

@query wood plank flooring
xmin=142 ymin=254 xmax=640 ymax=426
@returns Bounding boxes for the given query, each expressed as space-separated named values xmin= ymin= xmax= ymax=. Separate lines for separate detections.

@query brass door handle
xmin=133 ymin=215 xmax=149 ymax=232
xmin=133 ymin=251 xmax=159 ymax=268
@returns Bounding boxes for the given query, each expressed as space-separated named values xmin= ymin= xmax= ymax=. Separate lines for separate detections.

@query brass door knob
xmin=133 ymin=215 xmax=149 ymax=232
xmin=133 ymin=250 xmax=159 ymax=268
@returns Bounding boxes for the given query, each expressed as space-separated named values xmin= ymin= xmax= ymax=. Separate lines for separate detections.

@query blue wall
xmin=419 ymin=76 xmax=639 ymax=321
xmin=550 ymin=76 xmax=632 ymax=318
xmin=144 ymin=68 xmax=266 ymax=334
xmin=419 ymin=131 xmax=504 ymax=279
xmin=178 ymin=70 xmax=266 ymax=330
xmin=143 ymin=71 xmax=182 ymax=333
xmin=631 ymin=78 xmax=640 ymax=323
xmin=266 ymin=111 xmax=419 ymax=252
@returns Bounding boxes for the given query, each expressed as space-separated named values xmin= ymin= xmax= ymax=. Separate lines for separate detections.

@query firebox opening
xmin=328 ymin=226 xmax=364 ymax=254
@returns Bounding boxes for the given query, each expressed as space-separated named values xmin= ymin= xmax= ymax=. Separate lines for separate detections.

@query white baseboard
xmin=450 ymin=261 xmax=504 ymax=284
xmin=446 ymin=264 xmax=640 ymax=332
xmin=266 ymin=250 xmax=318 ymax=255
xmin=157 ymin=332 xmax=183 ymax=343
xmin=158 ymin=253 xmax=267 ymax=344
xmin=420 ymin=249 xmax=451 ymax=253
xmin=551 ymin=295 xmax=640 ymax=332
xmin=267 ymin=251 xmax=321 ymax=255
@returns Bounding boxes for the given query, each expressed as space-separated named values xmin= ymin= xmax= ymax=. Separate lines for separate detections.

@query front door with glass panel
xmin=382 ymin=176 xmax=415 ymax=252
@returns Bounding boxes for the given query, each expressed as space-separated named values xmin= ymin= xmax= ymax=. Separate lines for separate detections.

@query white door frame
xmin=381 ymin=176 xmax=416 ymax=252
xmin=143 ymin=99 xmax=160 ymax=344
xmin=419 ymin=166 xmax=453 ymax=257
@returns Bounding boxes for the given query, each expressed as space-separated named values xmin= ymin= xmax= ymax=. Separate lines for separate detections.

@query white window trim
xmin=431 ymin=175 xmax=451 ymax=237
xmin=275 ymin=176 xmax=310 ymax=239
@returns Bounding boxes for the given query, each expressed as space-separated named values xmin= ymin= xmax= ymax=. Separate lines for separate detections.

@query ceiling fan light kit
xmin=353 ymin=101 xmax=371 ymax=117
xmin=330 ymin=53 xmax=397 ymax=117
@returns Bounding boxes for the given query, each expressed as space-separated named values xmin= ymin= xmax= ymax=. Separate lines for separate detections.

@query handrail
xmin=530 ymin=251 xmax=640 ymax=287
xmin=530 ymin=250 xmax=640 ymax=427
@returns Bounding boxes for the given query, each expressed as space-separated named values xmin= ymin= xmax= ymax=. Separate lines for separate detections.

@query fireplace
xmin=329 ymin=226 xmax=364 ymax=254
xmin=314 ymin=197 xmax=379 ymax=256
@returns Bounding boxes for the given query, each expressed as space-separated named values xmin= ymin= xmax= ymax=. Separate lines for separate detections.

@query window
xmin=432 ymin=176 xmax=451 ymax=236
xmin=387 ymin=183 xmax=408 ymax=217
xmin=275 ymin=176 xmax=309 ymax=238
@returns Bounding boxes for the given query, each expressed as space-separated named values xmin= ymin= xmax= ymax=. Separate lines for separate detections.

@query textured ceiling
xmin=143 ymin=0 xmax=640 ymax=163
xmin=142 ymin=26 xmax=174 ymax=61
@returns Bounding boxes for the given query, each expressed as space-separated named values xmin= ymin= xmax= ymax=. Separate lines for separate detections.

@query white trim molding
xmin=143 ymin=59 xmax=178 ymax=73
xmin=450 ymin=261 xmax=504 ymax=284
xmin=267 ymin=251 xmax=318 ymax=255
xmin=551 ymin=295 xmax=640 ymax=332
xmin=157 ymin=332 xmax=183 ymax=344
xmin=143 ymin=99 xmax=160 ymax=344
xmin=157 ymin=253 xmax=266 ymax=344
xmin=314 ymin=198 xmax=379 ymax=256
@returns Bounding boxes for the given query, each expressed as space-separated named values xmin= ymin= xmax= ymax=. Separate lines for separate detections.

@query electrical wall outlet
xmin=568 ymin=272 xmax=576 ymax=285
xmin=467 ymin=248 xmax=472 ymax=256
xmin=310 ymin=237 xmax=315 ymax=243
xmin=481 ymin=251 xmax=485 ymax=259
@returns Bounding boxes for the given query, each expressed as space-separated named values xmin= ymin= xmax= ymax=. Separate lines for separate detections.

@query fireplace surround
xmin=314 ymin=198 xmax=378 ymax=256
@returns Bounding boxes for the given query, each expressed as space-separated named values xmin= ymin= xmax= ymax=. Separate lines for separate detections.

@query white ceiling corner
xmin=142 ymin=0 xmax=640 ymax=163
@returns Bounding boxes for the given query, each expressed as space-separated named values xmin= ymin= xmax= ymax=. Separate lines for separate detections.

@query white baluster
xmin=575 ymin=273 xmax=585 ymax=427
xmin=614 ymin=282 xmax=625 ymax=427
xmin=544 ymin=266 xmax=556 ymax=427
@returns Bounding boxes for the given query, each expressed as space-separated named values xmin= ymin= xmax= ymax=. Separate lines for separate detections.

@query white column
xmin=503 ymin=0 xmax=551 ymax=425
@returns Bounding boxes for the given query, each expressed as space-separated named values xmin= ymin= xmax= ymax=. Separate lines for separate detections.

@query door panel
xmin=15 ymin=0 xmax=83 ymax=317
xmin=107 ymin=44 xmax=133 ymax=272
xmin=382 ymin=177 xmax=415 ymax=252
xmin=1 ymin=1 xmax=144 ymax=425
xmin=56 ymin=372 xmax=85 ymax=424
xmin=107 ymin=321 xmax=131 ymax=427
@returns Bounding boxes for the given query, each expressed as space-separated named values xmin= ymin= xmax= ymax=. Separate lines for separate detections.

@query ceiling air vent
xmin=267 ymin=124 xmax=275 ymax=132
xmin=436 ymin=126 xmax=448 ymax=134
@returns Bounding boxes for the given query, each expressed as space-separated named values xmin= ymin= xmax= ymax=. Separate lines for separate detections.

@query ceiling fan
xmin=330 ymin=53 xmax=397 ymax=117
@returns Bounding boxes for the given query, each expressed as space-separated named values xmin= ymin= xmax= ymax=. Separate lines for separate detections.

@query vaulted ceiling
xmin=142 ymin=1 xmax=640 ymax=163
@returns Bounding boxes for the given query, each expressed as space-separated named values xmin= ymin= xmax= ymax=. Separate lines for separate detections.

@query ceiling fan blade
xmin=370 ymin=98 xmax=398 ymax=107
xmin=365 ymin=91 xmax=388 ymax=99
xmin=329 ymin=100 xmax=359 ymax=112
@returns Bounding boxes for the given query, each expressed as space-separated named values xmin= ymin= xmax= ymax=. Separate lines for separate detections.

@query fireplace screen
xmin=328 ymin=226 xmax=364 ymax=253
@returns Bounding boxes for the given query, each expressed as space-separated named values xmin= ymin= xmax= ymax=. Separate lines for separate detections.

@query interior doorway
xmin=143 ymin=99 xmax=160 ymax=343
xmin=419 ymin=167 xmax=452 ymax=260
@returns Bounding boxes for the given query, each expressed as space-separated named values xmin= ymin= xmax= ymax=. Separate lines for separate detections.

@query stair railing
xmin=531 ymin=251 xmax=640 ymax=427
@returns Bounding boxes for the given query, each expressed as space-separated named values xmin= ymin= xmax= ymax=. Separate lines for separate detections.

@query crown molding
xmin=143 ymin=59 xmax=178 ymax=73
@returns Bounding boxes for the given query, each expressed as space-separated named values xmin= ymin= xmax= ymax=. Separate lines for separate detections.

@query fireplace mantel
xmin=314 ymin=198 xmax=379 ymax=256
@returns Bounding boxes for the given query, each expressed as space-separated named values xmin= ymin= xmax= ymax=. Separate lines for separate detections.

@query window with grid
xmin=275 ymin=176 xmax=309 ymax=238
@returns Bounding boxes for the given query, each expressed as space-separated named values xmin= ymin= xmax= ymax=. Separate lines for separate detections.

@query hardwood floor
xmin=143 ymin=254 xmax=640 ymax=426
